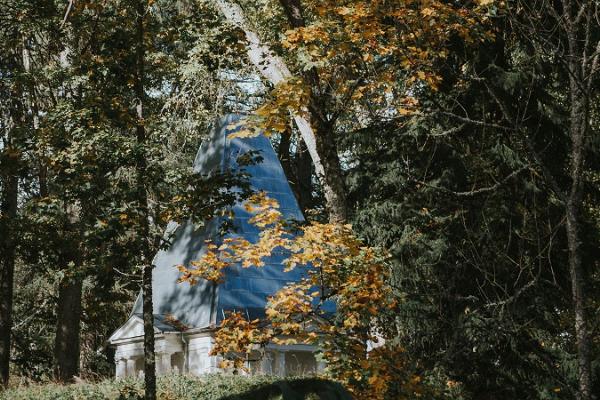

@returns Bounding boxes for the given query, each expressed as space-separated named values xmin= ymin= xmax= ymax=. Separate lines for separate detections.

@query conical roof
xmin=131 ymin=114 xmax=306 ymax=329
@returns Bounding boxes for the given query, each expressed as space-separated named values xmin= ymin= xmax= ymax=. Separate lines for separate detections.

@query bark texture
xmin=141 ymin=264 xmax=155 ymax=399
xmin=0 ymin=174 xmax=17 ymax=387
xmin=53 ymin=202 xmax=83 ymax=382
xmin=53 ymin=275 xmax=83 ymax=382
xmin=309 ymin=116 xmax=347 ymax=222
xmin=565 ymin=35 xmax=591 ymax=400
xmin=277 ymin=0 xmax=348 ymax=223
xmin=277 ymin=129 xmax=314 ymax=215
xmin=135 ymin=1 xmax=156 ymax=398
xmin=562 ymin=3 xmax=596 ymax=397
xmin=0 ymin=56 xmax=23 ymax=387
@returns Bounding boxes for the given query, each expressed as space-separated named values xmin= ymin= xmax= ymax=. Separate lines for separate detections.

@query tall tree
xmin=340 ymin=1 xmax=600 ymax=398
xmin=276 ymin=0 xmax=347 ymax=222
xmin=132 ymin=0 xmax=157 ymax=397
xmin=124 ymin=3 xmax=256 ymax=397
xmin=0 ymin=160 xmax=18 ymax=388
xmin=481 ymin=3 xmax=600 ymax=397
xmin=214 ymin=0 xmax=347 ymax=222
xmin=535 ymin=3 xmax=597 ymax=397
xmin=0 ymin=5 xmax=31 ymax=383
xmin=0 ymin=67 xmax=21 ymax=387
xmin=214 ymin=0 xmax=490 ymax=223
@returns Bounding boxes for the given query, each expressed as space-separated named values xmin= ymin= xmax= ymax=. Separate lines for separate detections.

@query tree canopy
xmin=1 ymin=1 xmax=599 ymax=400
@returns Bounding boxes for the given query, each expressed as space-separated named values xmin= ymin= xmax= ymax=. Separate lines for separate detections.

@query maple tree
xmin=218 ymin=0 xmax=494 ymax=224
xmin=179 ymin=192 xmax=420 ymax=399
xmin=233 ymin=0 xmax=494 ymax=119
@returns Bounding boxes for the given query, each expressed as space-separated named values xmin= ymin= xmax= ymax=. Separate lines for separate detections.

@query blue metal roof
xmin=132 ymin=114 xmax=307 ymax=328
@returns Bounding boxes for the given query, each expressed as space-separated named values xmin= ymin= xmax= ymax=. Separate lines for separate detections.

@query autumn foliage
xmin=178 ymin=192 xmax=424 ymax=398
xmin=239 ymin=0 xmax=495 ymax=136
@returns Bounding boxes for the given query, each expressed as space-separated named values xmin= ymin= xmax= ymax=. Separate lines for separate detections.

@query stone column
xmin=275 ymin=351 xmax=286 ymax=377
xmin=156 ymin=352 xmax=172 ymax=375
xmin=259 ymin=352 xmax=272 ymax=375
xmin=126 ymin=358 xmax=136 ymax=377
xmin=115 ymin=358 xmax=127 ymax=378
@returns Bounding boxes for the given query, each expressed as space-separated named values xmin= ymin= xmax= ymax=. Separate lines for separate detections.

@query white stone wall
xmin=114 ymin=334 xmax=184 ymax=378
xmin=114 ymin=341 xmax=144 ymax=378
xmin=186 ymin=334 xmax=220 ymax=375
xmin=114 ymin=332 xmax=323 ymax=378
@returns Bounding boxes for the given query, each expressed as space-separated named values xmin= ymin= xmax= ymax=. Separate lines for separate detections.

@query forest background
xmin=1 ymin=0 xmax=599 ymax=399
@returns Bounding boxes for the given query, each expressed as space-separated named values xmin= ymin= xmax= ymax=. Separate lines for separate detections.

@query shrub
xmin=0 ymin=374 xmax=351 ymax=400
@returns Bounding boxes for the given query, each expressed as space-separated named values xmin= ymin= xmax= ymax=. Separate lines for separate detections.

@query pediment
xmin=108 ymin=315 xmax=160 ymax=344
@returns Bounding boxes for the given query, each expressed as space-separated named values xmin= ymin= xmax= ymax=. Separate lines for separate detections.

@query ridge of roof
xmin=129 ymin=114 xmax=307 ymax=330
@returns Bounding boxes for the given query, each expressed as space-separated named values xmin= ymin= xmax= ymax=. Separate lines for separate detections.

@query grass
xmin=0 ymin=374 xmax=352 ymax=400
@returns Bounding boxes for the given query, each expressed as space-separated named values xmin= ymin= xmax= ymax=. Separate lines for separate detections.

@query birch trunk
xmin=214 ymin=0 xmax=348 ymax=222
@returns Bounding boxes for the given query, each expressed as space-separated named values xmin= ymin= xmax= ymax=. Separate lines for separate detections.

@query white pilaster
xmin=259 ymin=352 xmax=273 ymax=375
xmin=115 ymin=358 xmax=127 ymax=378
xmin=126 ymin=358 xmax=136 ymax=377
xmin=157 ymin=352 xmax=172 ymax=375
xmin=187 ymin=334 xmax=216 ymax=375
xmin=275 ymin=351 xmax=286 ymax=377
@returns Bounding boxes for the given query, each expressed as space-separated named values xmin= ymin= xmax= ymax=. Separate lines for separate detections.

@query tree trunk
xmin=277 ymin=0 xmax=348 ymax=222
xmin=0 ymin=55 xmax=24 ymax=387
xmin=562 ymin=5 xmax=594 ymax=393
xmin=53 ymin=275 xmax=83 ymax=382
xmin=141 ymin=263 xmax=155 ymax=399
xmin=53 ymin=201 xmax=83 ymax=382
xmin=135 ymin=1 xmax=156 ymax=399
xmin=566 ymin=205 xmax=591 ymax=400
xmin=310 ymin=116 xmax=347 ymax=222
xmin=277 ymin=128 xmax=294 ymax=187
xmin=294 ymin=138 xmax=313 ymax=214
xmin=0 ymin=174 xmax=17 ymax=387
xmin=566 ymin=62 xmax=591 ymax=400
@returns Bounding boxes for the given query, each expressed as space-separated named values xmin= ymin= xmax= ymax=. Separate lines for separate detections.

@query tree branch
xmin=415 ymin=166 xmax=529 ymax=198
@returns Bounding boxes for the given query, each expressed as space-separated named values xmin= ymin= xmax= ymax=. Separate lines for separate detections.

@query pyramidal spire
xmin=132 ymin=114 xmax=305 ymax=329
